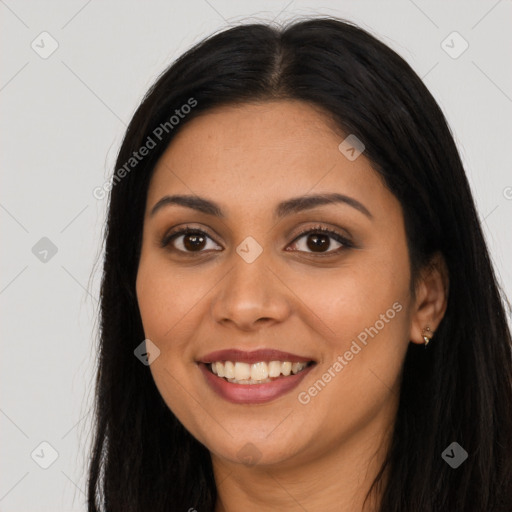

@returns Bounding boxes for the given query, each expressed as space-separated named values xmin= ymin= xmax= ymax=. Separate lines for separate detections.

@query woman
xmin=87 ymin=17 xmax=512 ymax=511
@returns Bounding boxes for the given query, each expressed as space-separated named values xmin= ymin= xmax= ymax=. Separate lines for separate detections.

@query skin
xmin=135 ymin=100 xmax=448 ymax=511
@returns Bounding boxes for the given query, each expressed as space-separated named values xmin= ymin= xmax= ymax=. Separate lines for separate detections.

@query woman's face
xmin=136 ymin=100 xmax=418 ymax=469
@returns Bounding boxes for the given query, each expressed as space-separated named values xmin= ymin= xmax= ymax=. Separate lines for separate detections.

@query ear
xmin=409 ymin=251 xmax=450 ymax=345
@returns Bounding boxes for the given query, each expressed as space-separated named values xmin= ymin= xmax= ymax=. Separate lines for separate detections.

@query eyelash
xmin=160 ymin=224 xmax=354 ymax=257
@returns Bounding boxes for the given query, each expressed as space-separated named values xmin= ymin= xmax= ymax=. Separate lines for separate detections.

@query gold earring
xmin=422 ymin=326 xmax=433 ymax=347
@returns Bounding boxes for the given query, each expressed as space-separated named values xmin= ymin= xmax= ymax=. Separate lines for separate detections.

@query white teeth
xmin=224 ymin=360 xmax=235 ymax=379
xmin=209 ymin=360 xmax=310 ymax=384
xmin=215 ymin=362 xmax=225 ymax=377
xmin=234 ymin=362 xmax=251 ymax=381
xmin=281 ymin=361 xmax=292 ymax=376
xmin=268 ymin=360 xmax=282 ymax=378
xmin=251 ymin=361 xmax=268 ymax=380
xmin=291 ymin=362 xmax=304 ymax=374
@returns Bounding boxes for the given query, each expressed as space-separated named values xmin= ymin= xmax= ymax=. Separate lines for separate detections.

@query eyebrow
xmin=150 ymin=192 xmax=373 ymax=220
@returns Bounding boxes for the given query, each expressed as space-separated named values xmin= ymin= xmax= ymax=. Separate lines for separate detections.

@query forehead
xmin=146 ymin=100 xmax=395 ymax=219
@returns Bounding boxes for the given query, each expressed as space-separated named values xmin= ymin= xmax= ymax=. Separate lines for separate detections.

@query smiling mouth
xmin=206 ymin=360 xmax=316 ymax=385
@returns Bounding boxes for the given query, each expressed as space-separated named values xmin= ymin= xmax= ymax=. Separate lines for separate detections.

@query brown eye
xmin=288 ymin=226 xmax=352 ymax=255
xmin=182 ymin=232 xmax=207 ymax=251
xmin=305 ymin=232 xmax=331 ymax=252
xmin=161 ymin=228 xmax=221 ymax=254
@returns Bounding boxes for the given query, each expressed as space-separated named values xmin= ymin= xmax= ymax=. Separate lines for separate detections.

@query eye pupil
xmin=307 ymin=233 xmax=330 ymax=252
xmin=184 ymin=233 xmax=206 ymax=251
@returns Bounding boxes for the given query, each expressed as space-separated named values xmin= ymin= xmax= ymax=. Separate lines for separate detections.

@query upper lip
xmin=197 ymin=349 xmax=316 ymax=364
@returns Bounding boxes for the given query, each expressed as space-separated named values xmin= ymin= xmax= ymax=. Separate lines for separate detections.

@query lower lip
xmin=198 ymin=362 xmax=315 ymax=404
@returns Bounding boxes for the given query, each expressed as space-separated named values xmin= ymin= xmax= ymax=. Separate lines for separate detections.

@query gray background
xmin=1 ymin=1 xmax=511 ymax=510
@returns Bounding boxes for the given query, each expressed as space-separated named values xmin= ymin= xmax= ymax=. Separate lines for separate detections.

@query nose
xmin=210 ymin=253 xmax=292 ymax=332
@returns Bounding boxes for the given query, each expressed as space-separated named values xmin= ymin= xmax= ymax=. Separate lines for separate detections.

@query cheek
xmin=136 ymin=266 xmax=169 ymax=341
xmin=296 ymin=256 xmax=408 ymax=337
xmin=296 ymin=249 xmax=411 ymax=393
xmin=295 ymin=290 xmax=409 ymax=443
xmin=136 ymin=255 xmax=209 ymax=392
xmin=136 ymin=254 xmax=202 ymax=341
xmin=136 ymin=259 xmax=204 ymax=422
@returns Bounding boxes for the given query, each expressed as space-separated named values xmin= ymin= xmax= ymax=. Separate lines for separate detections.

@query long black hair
xmin=87 ymin=16 xmax=512 ymax=511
